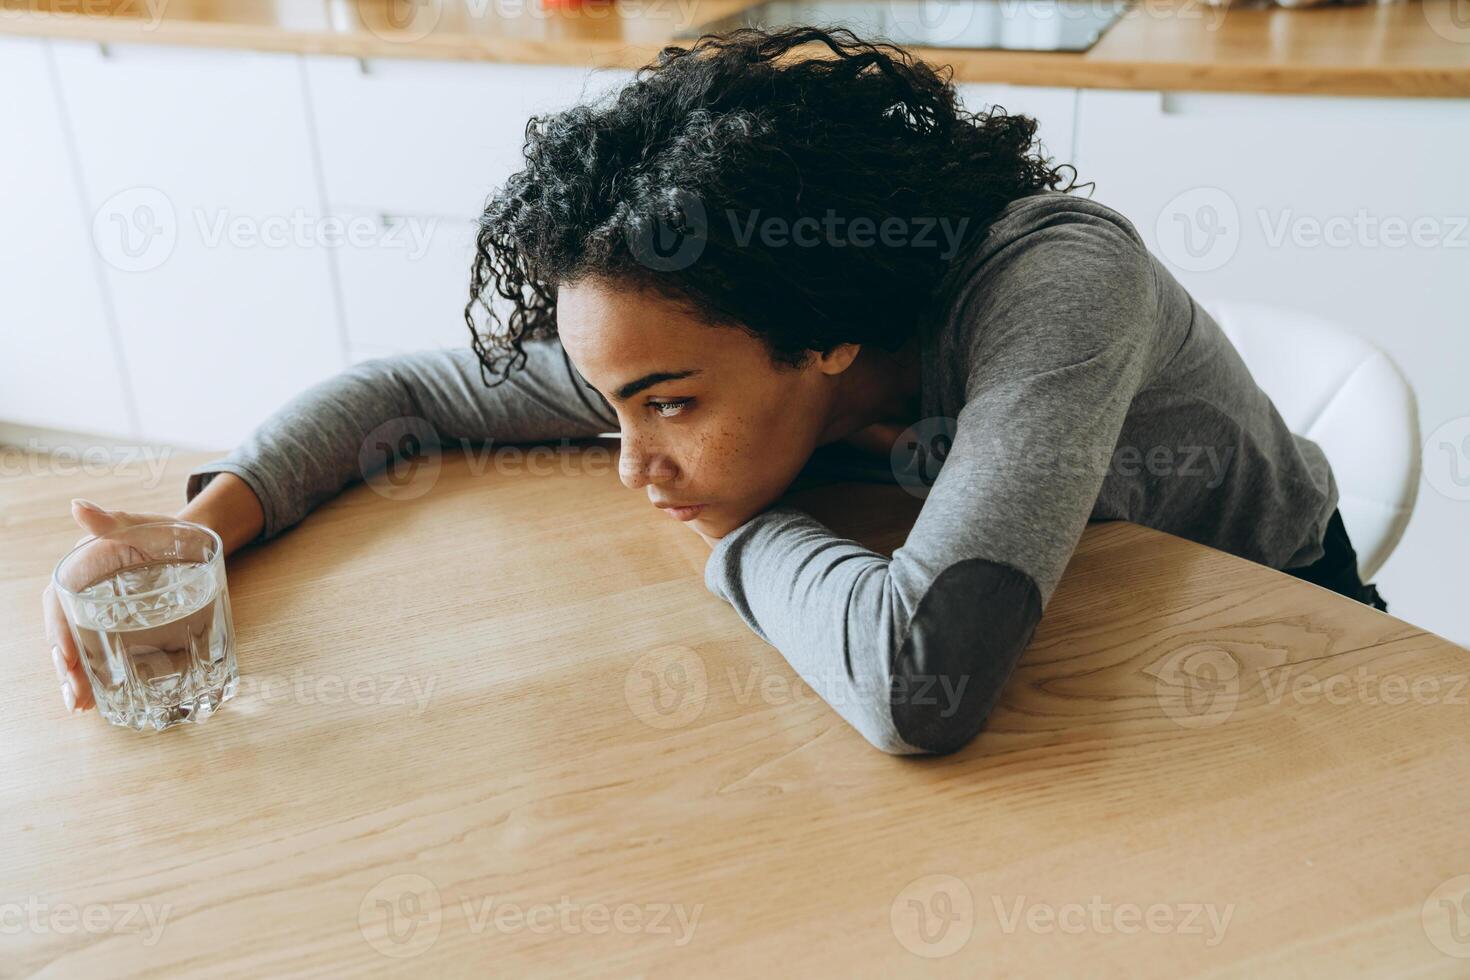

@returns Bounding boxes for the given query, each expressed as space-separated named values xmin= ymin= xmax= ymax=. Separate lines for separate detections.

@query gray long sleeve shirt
xmin=185 ymin=192 xmax=1338 ymax=756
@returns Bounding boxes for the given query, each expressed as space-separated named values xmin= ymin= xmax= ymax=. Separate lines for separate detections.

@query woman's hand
xmin=44 ymin=499 xmax=173 ymax=714
xmin=44 ymin=473 xmax=266 ymax=716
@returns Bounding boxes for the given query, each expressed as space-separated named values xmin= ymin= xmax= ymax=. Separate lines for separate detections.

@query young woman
xmin=44 ymin=27 xmax=1387 ymax=753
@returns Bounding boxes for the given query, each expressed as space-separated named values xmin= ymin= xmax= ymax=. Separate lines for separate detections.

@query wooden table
xmin=5 ymin=443 xmax=1469 ymax=975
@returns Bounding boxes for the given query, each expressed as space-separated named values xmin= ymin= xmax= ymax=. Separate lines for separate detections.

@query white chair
xmin=1200 ymin=300 xmax=1419 ymax=582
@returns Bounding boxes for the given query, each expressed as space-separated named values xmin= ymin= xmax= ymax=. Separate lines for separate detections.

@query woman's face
xmin=556 ymin=280 xmax=861 ymax=539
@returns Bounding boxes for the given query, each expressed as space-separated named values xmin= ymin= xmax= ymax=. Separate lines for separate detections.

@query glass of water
xmin=52 ymin=521 xmax=239 ymax=732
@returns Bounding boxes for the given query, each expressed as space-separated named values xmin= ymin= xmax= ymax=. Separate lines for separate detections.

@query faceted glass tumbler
xmin=53 ymin=521 xmax=239 ymax=732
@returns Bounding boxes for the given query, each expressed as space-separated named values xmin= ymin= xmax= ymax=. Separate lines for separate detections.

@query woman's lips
xmin=663 ymin=504 xmax=706 ymax=522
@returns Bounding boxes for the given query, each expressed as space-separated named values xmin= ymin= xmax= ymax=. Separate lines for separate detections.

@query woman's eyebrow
xmin=584 ymin=369 xmax=702 ymax=403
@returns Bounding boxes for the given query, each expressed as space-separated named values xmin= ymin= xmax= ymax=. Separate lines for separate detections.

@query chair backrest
xmin=1200 ymin=300 xmax=1420 ymax=582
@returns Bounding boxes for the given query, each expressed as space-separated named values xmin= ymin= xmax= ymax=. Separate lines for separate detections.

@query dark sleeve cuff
xmin=890 ymin=557 xmax=1044 ymax=755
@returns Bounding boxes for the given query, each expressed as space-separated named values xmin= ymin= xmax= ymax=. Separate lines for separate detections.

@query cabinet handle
xmin=1160 ymin=91 xmax=1469 ymax=124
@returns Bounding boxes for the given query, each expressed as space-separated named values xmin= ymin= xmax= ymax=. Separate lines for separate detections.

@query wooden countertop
xmin=6 ymin=444 xmax=1470 ymax=974
xmin=1 ymin=0 xmax=1468 ymax=96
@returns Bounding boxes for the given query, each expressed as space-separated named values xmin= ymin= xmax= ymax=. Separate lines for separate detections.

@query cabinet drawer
xmin=305 ymin=56 xmax=633 ymax=220
xmin=334 ymin=211 xmax=479 ymax=353
xmin=1073 ymin=89 xmax=1470 ymax=289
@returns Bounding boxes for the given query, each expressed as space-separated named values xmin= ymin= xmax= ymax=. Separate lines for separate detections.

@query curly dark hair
xmin=464 ymin=24 xmax=1080 ymax=388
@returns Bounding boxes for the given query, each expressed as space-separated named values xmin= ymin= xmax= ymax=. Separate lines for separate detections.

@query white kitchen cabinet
xmin=1074 ymin=88 xmax=1470 ymax=644
xmin=956 ymin=84 xmax=1077 ymax=165
xmin=0 ymin=37 xmax=134 ymax=438
xmin=51 ymin=41 xmax=346 ymax=450
xmin=304 ymin=57 xmax=634 ymax=220
xmin=305 ymin=63 xmax=1071 ymax=221
xmin=334 ymin=210 xmax=480 ymax=355
xmin=305 ymin=56 xmax=633 ymax=358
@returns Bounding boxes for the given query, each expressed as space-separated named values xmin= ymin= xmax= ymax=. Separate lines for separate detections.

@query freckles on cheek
xmin=684 ymin=420 xmax=747 ymax=491
xmin=691 ymin=427 xmax=729 ymax=481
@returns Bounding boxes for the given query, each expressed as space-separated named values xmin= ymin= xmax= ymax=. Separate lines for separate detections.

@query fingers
xmin=71 ymin=499 xmax=176 ymax=541
xmin=43 ymin=583 xmax=94 ymax=713
xmin=71 ymin=498 xmax=128 ymax=537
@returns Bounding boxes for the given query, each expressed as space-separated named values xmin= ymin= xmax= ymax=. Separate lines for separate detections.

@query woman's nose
xmin=618 ymin=438 xmax=680 ymax=491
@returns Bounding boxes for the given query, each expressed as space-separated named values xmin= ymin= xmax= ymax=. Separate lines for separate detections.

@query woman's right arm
xmin=184 ymin=339 xmax=619 ymax=544
xmin=47 ymin=338 xmax=617 ymax=713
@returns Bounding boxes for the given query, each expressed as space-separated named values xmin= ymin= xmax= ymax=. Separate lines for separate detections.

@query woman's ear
xmin=811 ymin=342 xmax=862 ymax=376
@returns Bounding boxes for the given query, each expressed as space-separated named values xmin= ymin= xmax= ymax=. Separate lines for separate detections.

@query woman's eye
xmin=647 ymin=398 xmax=692 ymax=418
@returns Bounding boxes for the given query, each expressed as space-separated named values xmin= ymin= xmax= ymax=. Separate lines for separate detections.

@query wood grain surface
xmin=2 ymin=0 xmax=1468 ymax=97
xmin=3 ymin=442 xmax=1469 ymax=976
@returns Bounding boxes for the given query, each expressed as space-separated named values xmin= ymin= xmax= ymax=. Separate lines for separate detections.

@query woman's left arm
xmin=702 ymin=215 xmax=1164 ymax=755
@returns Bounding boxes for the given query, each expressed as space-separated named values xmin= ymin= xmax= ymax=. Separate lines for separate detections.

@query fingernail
xmin=72 ymin=498 xmax=104 ymax=513
xmin=51 ymin=645 xmax=69 ymax=683
xmin=61 ymin=681 xmax=77 ymax=713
